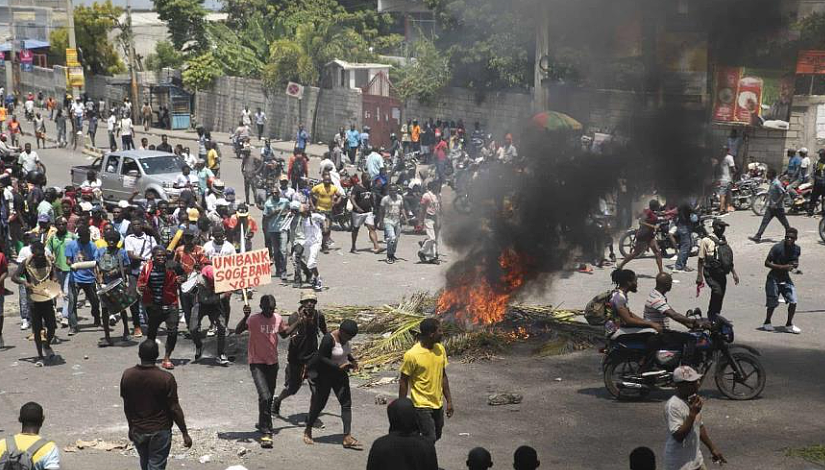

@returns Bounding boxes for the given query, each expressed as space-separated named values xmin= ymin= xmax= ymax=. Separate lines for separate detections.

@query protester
xmin=759 ymin=227 xmax=801 ymax=333
xmin=262 ymin=186 xmax=289 ymax=278
xmin=749 ymin=168 xmax=790 ymax=243
xmin=346 ymin=124 xmax=360 ymax=164
xmin=513 ymin=445 xmax=541 ymax=470
xmin=606 ymin=269 xmax=662 ymax=339
xmin=467 ymin=447 xmax=494 ymax=470
xmin=696 ymin=219 xmax=739 ymax=321
xmin=366 ymin=397 xmax=439 ymax=470
xmin=617 ymin=199 xmax=664 ymax=274
xmin=125 ymin=218 xmax=156 ymax=338
xmin=65 ymin=226 xmax=101 ymax=336
xmin=190 ymin=265 xmax=229 ymax=365
xmin=809 ymin=149 xmax=825 ymax=216
xmin=174 ymin=228 xmax=208 ymax=332
xmin=120 ymin=112 xmax=134 ymax=150
xmin=399 ymin=318 xmax=453 ymax=444
xmin=629 ymin=446 xmax=656 ymax=470
xmin=254 ymin=108 xmax=267 ymax=141
xmin=418 ymin=181 xmax=442 ymax=264
xmin=379 ymin=184 xmax=406 ymax=263
xmin=271 ymin=292 xmax=328 ymax=416
xmin=290 ymin=204 xmax=325 ymax=290
xmin=0 ymin=402 xmax=60 ymax=470
xmin=157 ymin=135 xmax=173 ymax=153
xmin=137 ymin=246 xmax=182 ymax=369
xmin=717 ymin=147 xmax=736 ymax=214
xmin=95 ymin=228 xmax=132 ymax=344
xmin=141 ymin=101 xmax=153 ymax=131
xmin=664 ymin=366 xmax=726 ymax=470
xmin=12 ymin=241 xmax=59 ymax=366
xmin=121 ymin=340 xmax=193 ymax=470
xmin=349 ymin=174 xmax=380 ymax=254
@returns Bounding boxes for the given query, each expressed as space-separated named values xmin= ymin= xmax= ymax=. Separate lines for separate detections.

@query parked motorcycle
xmin=730 ymin=177 xmax=762 ymax=211
xmin=603 ymin=308 xmax=766 ymax=401
xmin=751 ymin=181 xmax=820 ymax=216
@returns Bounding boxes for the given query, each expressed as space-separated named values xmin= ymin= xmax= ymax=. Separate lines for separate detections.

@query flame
xmin=437 ymin=248 xmax=530 ymax=325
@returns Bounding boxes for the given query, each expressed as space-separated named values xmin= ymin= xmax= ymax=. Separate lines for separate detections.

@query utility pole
xmin=7 ymin=0 xmax=20 ymax=97
xmin=65 ymin=0 xmax=79 ymax=99
xmin=126 ymin=0 xmax=139 ymax=123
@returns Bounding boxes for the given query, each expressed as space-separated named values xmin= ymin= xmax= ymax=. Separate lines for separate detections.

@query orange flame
xmin=437 ymin=248 xmax=530 ymax=325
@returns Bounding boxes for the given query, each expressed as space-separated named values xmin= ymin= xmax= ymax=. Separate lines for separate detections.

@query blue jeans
xmin=67 ymin=282 xmax=101 ymax=329
xmin=279 ymin=231 xmax=291 ymax=278
xmin=384 ymin=220 xmax=400 ymax=259
xmin=674 ymin=225 xmax=691 ymax=270
xmin=132 ymin=429 xmax=172 ymax=470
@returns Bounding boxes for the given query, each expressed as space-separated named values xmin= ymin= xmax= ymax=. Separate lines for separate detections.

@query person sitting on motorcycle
xmin=261 ymin=139 xmax=274 ymax=161
xmin=617 ymin=199 xmax=665 ymax=274
xmin=606 ymin=269 xmax=663 ymax=340
xmin=388 ymin=133 xmax=401 ymax=160
xmin=644 ymin=272 xmax=707 ymax=352
xmin=0 ymin=134 xmax=17 ymax=159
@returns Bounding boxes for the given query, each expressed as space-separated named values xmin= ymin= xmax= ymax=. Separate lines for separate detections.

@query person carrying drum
xmin=95 ymin=229 xmax=133 ymax=346
xmin=137 ymin=246 xmax=184 ymax=370
xmin=12 ymin=241 xmax=60 ymax=367
xmin=174 ymin=228 xmax=208 ymax=332
xmin=190 ymin=265 xmax=230 ymax=366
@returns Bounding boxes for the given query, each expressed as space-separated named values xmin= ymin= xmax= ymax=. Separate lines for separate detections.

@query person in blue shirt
xmin=65 ymin=226 xmax=101 ymax=336
xmin=359 ymin=126 xmax=371 ymax=163
xmin=296 ymin=124 xmax=309 ymax=151
xmin=346 ymin=125 xmax=360 ymax=164
xmin=95 ymin=228 xmax=132 ymax=345
xmin=262 ymin=186 xmax=290 ymax=279
xmin=785 ymin=149 xmax=802 ymax=182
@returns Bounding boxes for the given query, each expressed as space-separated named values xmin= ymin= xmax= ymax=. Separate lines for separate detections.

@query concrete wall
xmin=314 ymin=87 xmax=363 ymax=143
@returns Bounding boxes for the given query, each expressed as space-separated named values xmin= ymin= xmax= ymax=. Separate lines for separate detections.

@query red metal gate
xmin=361 ymin=72 xmax=401 ymax=149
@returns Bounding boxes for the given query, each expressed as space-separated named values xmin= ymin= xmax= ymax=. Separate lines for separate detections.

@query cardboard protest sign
xmin=213 ymin=249 xmax=272 ymax=293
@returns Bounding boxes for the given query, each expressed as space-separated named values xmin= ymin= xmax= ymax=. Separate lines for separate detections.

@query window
xmin=121 ymin=157 xmax=139 ymax=176
xmin=105 ymin=155 xmax=120 ymax=173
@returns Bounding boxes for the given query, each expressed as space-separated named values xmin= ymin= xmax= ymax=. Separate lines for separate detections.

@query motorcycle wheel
xmin=618 ymin=230 xmax=635 ymax=258
xmin=751 ymin=193 xmax=768 ymax=216
xmin=453 ymin=195 xmax=471 ymax=215
xmin=603 ymin=356 xmax=650 ymax=400
xmin=714 ymin=352 xmax=766 ymax=400
xmin=819 ymin=218 xmax=825 ymax=244
xmin=732 ymin=194 xmax=751 ymax=211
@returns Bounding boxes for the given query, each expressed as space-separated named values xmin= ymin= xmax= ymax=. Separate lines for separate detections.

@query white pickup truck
xmin=70 ymin=150 xmax=184 ymax=203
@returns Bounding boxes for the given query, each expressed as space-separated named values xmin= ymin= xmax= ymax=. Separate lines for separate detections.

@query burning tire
xmin=603 ymin=356 xmax=650 ymax=400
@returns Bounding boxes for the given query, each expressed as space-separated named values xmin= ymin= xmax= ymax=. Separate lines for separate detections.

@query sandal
xmin=161 ymin=359 xmax=175 ymax=370
xmin=342 ymin=437 xmax=363 ymax=451
xmin=302 ymin=434 xmax=314 ymax=445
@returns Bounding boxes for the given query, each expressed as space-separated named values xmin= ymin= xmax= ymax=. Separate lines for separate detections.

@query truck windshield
xmin=139 ymin=155 xmax=183 ymax=175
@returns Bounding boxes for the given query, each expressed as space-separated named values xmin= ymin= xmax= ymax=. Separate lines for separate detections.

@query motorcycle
xmin=730 ymin=177 xmax=762 ymax=211
xmin=603 ymin=308 xmax=766 ymax=401
xmin=233 ymin=136 xmax=251 ymax=159
xmin=751 ymin=180 xmax=820 ymax=216
xmin=617 ymin=213 xmax=711 ymax=259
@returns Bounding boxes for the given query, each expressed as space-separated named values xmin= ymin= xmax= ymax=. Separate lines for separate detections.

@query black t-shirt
xmin=351 ymin=185 xmax=372 ymax=213
xmin=767 ymin=242 xmax=800 ymax=282
xmin=287 ymin=310 xmax=327 ymax=363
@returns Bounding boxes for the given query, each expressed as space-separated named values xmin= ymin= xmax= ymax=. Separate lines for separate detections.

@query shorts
xmin=765 ymin=277 xmax=796 ymax=308
xmin=716 ymin=181 xmax=731 ymax=196
xmin=305 ymin=243 xmax=321 ymax=269
xmin=351 ymin=211 xmax=375 ymax=228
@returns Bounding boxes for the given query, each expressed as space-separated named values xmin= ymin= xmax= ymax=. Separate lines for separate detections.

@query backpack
xmin=1 ymin=437 xmax=49 ymax=470
xmin=704 ymin=236 xmax=734 ymax=275
xmin=584 ymin=290 xmax=615 ymax=326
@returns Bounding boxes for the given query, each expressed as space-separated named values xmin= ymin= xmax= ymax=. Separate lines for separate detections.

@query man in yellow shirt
xmin=310 ymin=172 xmax=342 ymax=254
xmin=399 ymin=318 xmax=454 ymax=443
xmin=206 ymin=142 xmax=220 ymax=176
xmin=0 ymin=402 xmax=60 ymax=469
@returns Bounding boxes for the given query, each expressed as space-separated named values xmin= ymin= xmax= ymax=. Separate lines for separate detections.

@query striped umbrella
xmin=532 ymin=111 xmax=583 ymax=131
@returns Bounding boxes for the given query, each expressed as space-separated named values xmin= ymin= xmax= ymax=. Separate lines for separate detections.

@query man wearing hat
xmin=271 ymin=291 xmax=328 ymax=418
xmin=664 ymin=366 xmax=726 ymax=470
xmin=696 ymin=219 xmax=739 ymax=321
xmin=226 ymin=203 xmax=257 ymax=252
xmin=205 ymin=179 xmax=225 ymax=213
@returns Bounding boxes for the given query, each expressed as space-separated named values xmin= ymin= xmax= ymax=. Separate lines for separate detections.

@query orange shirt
xmin=411 ymin=125 xmax=421 ymax=143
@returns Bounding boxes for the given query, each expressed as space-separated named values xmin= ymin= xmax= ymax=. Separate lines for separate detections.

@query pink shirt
xmin=247 ymin=313 xmax=285 ymax=365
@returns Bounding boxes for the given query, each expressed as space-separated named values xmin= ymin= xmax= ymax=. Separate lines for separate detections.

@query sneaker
xmin=313 ymin=278 xmax=323 ymax=292
xmin=748 ymin=236 xmax=761 ymax=243
xmin=34 ymin=359 xmax=44 ymax=367
xmin=20 ymin=319 xmax=30 ymax=330
xmin=668 ymin=255 xmax=678 ymax=261
xmin=217 ymin=354 xmax=230 ymax=366
xmin=133 ymin=327 xmax=143 ymax=338
xmin=386 ymin=257 xmax=394 ymax=264
xmin=61 ymin=317 xmax=69 ymax=328
xmin=271 ymin=398 xmax=282 ymax=417
xmin=161 ymin=359 xmax=175 ymax=370
xmin=759 ymin=323 xmax=774 ymax=332
xmin=784 ymin=324 xmax=802 ymax=334
xmin=108 ymin=314 xmax=119 ymax=327
xmin=43 ymin=345 xmax=55 ymax=359
xmin=418 ymin=251 xmax=427 ymax=263
xmin=206 ymin=326 xmax=216 ymax=337
xmin=67 ymin=327 xmax=78 ymax=336
xmin=195 ymin=346 xmax=203 ymax=361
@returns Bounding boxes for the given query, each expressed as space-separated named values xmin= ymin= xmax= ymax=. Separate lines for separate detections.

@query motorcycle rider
xmin=807 ymin=149 xmax=825 ymax=217
xmin=606 ymin=269 xmax=662 ymax=340
xmin=749 ymin=168 xmax=790 ymax=243
xmin=644 ymin=272 xmax=705 ymax=351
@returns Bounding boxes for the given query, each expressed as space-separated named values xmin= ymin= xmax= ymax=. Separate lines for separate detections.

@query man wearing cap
xmin=271 ymin=291 xmax=328 ymax=417
xmin=696 ymin=219 xmax=739 ymax=321
xmin=665 ymin=365 xmax=726 ymax=470
xmin=174 ymin=228 xmax=208 ymax=332
xmin=278 ymin=174 xmax=296 ymax=202
xmin=225 ymin=187 xmax=238 ymax=213
xmin=225 ymin=203 xmax=257 ymax=252
xmin=205 ymin=179 xmax=225 ymax=213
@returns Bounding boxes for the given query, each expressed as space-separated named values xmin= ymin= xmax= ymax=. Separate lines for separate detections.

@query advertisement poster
xmin=711 ymin=66 xmax=794 ymax=126
xmin=66 ymin=48 xmax=79 ymax=67
xmin=19 ymin=49 xmax=33 ymax=72
xmin=66 ymin=66 xmax=84 ymax=88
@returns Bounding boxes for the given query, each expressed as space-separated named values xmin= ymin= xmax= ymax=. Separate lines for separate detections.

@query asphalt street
xmin=0 ymin=129 xmax=824 ymax=470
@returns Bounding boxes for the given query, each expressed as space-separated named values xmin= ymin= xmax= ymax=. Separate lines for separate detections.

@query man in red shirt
xmin=618 ymin=199 xmax=664 ymax=274
xmin=433 ymin=135 xmax=449 ymax=185
xmin=235 ymin=294 xmax=300 ymax=448
xmin=173 ymin=229 xmax=208 ymax=332
xmin=137 ymin=246 xmax=183 ymax=370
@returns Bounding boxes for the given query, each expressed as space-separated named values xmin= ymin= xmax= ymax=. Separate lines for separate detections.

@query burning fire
xmin=437 ymin=249 xmax=531 ymax=325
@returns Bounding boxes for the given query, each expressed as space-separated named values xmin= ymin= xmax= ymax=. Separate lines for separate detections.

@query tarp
xmin=0 ymin=39 xmax=50 ymax=53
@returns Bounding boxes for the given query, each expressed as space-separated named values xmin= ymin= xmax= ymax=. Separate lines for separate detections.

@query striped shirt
xmin=644 ymin=288 xmax=671 ymax=329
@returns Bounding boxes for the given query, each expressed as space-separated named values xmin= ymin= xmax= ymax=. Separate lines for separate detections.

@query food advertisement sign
xmin=712 ymin=66 xmax=794 ymax=127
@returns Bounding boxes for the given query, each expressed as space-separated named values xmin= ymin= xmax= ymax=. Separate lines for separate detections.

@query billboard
xmin=711 ymin=66 xmax=794 ymax=127
xmin=797 ymin=50 xmax=825 ymax=74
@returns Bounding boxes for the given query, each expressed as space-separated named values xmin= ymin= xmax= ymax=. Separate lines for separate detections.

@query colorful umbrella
xmin=532 ymin=111 xmax=583 ymax=131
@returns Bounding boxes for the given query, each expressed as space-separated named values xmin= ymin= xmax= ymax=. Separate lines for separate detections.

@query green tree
xmin=424 ymin=0 xmax=536 ymax=91
xmin=74 ymin=1 xmax=126 ymax=75
xmin=182 ymin=51 xmax=222 ymax=90
xmin=393 ymin=38 xmax=451 ymax=103
xmin=47 ymin=28 xmax=68 ymax=67
xmin=152 ymin=0 xmax=208 ymax=53
xmin=144 ymin=40 xmax=185 ymax=71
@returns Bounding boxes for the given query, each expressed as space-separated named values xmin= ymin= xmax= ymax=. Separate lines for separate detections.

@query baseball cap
xmin=279 ymin=174 xmax=289 ymax=182
xmin=300 ymin=291 xmax=317 ymax=303
xmin=711 ymin=219 xmax=729 ymax=228
xmin=187 ymin=207 xmax=200 ymax=222
xmin=225 ymin=187 xmax=236 ymax=196
xmin=673 ymin=365 xmax=702 ymax=383
xmin=799 ymin=147 xmax=809 ymax=154
xmin=37 ymin=213 xmax=50 ymax=223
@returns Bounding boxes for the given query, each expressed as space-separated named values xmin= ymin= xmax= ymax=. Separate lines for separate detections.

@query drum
xmin=97 ymin=278 xmax=138 ymax=314
xmin=30 ymin=280 xmax=62 ymax=302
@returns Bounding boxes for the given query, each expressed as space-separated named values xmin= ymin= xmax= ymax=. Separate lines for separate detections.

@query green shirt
xmin=47 ymin=232 xmax=76 ymax=272
xmin=52 ymin=200 xmax=63 ymax=219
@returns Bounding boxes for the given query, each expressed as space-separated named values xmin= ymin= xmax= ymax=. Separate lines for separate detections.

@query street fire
xmin=437 ymin=248 xmax=532 ymax=325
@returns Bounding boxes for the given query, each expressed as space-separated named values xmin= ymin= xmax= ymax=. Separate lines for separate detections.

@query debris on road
xmin=63 ymin=439 xmax=131 ymax=453
xmin=488 ymin=393 xmax=523 ymax=406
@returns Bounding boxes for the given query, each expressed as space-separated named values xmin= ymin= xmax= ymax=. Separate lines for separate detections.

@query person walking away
xmin=664 ymin=366 xmax=726 ymax=470
xmin=696 ymin=219 xmax=739 ymax=322
xmin=53 ymin=109 xmax=67 ymax=148
xmin=418 ymin=182 xmax=442 ymax=264
xmin=303 ymin=319 xmax=362 ymax=449
xmin=141 ymin=101 xmax=153 ymax=132
xmin=12 ymin=241 xmax=59 ymax=366
xmin=241 ymin=144 xmax=261 ymax=205
xmin=254 ymin=108 xmax=267 ymax=141
xmin=629 ymin=446 xmax=656 ymax=470
xmin=235 ymin=294 xmax=300 ymax=448
xmin=271 ymin=291 xmax=328 ymax=417
xmin=808 ymin=149 xmax=825 ymax=216
xmin=295 ymin=124 xmax=309 ymax=152
xmin=349 ymin=175 xmax=380 ymax=254
xmin=366 ymin=397 xmax=439 ymax=470
xmin=95 ymin=229 xmax=132 ymax=345
xmin=759 ymin=227 xmax=801 ymax=333
xmin=105 ymin=110 xmax=118 ymax=150
xmin=310 ymin=172 xmax=343 ymax=253
xmin=398 ymin=318 xmax=454 ymax=444
xmin=120 ymin=113 xmax=135 ymax=150
xmin=121 ymin=340 xmax=193 ymax=470
xmin=241 ymin=106 xmax=252 ymax=128
xmin=64 ymin=226 xmax=102 ymax=336
xmin=617 ymin=199 xmax=664 ymax=274
xmin=749 ymin=168 xmax=790 ymax=243
xmin=717 ymin=147 xmax=736 ymax=213
xmin=87 ymin=112 xmax=98 ymax=148
xmin=672 ymin=203 xmax=695 ymax=272
xmin=432 ymin=136 xmax=449 ymax=184
xmin=33 ymin=112 xmax=46 ymax=149
xmin=513 ymin=446 xmax=541 ymax=470
xmin=379 ymin=184 xmax=406 ymax=263
xmin=346 ymin=125 xmax=360 ymax=165
xmin=189 ymin=265 xmax=230 ymax=365
xmin=0 ymin=402 xmax=60 ymax=470
xmin=136 ymin=246 xmax=181 ymax=369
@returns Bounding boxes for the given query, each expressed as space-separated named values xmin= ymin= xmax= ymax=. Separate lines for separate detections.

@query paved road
xmin=1 ymin=129 xmax=824 ymax=469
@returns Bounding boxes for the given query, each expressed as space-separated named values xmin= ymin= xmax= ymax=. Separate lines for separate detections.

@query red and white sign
xmin=212 ymin=249 xmax=272 ymax=293
xmin=285 ymin=81 xmax=304 ymax=99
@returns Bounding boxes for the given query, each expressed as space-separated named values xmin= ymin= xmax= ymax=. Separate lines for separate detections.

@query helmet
xmin=212 ymin=179 xmax=225 ymax=190
xmin=26 ymin=171 xmax=45 ymax=185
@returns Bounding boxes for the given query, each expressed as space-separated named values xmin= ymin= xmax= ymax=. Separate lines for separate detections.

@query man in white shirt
xmin=70 ymin=98 xmax=85 ymax=130
xmin=800 ymin=149 xmax=812 ymax=183
xmin=254 ymin=108 xmax=267 ymax=140
xmin=203 ymin=228 xmax=236 ymax=258
xmin=717 ymin=147 xmax=736 ymax=214
xmin=107 ymin=112 xmax=118 ymax=150
xmin=124 ymin=218 xmax=157 ymax=337
xmin=174 ymin=165 xmax=199 ymax=189
xmin=18 ymin=143 xmax=44 ymax=174
xmin=664 ymin=366 xmax=726 ymax=470
xmin=120 ymin=115 xmax=134 ymax=150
